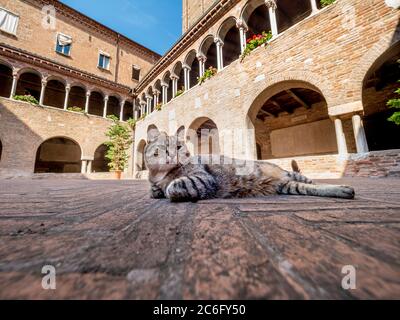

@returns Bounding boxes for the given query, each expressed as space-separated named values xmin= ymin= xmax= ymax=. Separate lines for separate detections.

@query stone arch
xmin=92 ymin=144 xmax=110 ymax=173
xmin=218 ymin=16 xmax=241 ymax=67
xmin=69 ymin=85 xmax=86 ymax=110
xmin=173 ymin=61 xmax=185 ymax=94
xmin=361 ymin=41 xmax=400 ymax=151
xmin=199 ymin=35 xmax=217 ymax=70
xmin=241 ymin=0 xmax=271 ymax=37
xmin=107 ymin=95 xmax=121 ymax=118
xmin=88 ymin=90 xmax=105 ymax=116
xmin=184 ymin=50 xmax=199 ymax=89
xmin=0 ymin=62 xmax=13 ymax=98
xmin=16 ymin=69 xmax=42 ymax=101
xmin=187 ymin=117 xmax=220 ymax=156
xmin=136 ymin=139 xmax=147 ymax=171
xmin=34 ymin=137 xmax=82 ymax=173
xmin=163 ymin=70 xmax=173 ymax=103
xmin=246 ymin=80 xmax=338 ymax=160
xmin=43 ymin=79 xmax=66 ymax=109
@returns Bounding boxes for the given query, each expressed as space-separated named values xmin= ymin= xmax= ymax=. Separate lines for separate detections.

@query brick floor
xmin=0 ymin=178 xmax=399 ymax=300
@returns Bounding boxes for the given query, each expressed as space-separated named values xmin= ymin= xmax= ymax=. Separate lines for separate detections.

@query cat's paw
xmin=150 ymin=185 xmax=165 ymax=199
xmin=165 ymin=177 xmax=199 ymax=203
xmin=335 ymin=185 xmax=355 ymax=199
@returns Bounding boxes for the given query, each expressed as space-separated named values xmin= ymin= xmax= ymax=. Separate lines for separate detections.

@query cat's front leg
xmin=166 ymin=174 xmax=218 ymax=202
xmin=150 ymin=184 xmax=165 ymax=199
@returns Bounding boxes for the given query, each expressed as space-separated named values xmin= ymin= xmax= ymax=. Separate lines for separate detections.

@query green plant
xmin=387 ymin=81 xmax=400 ymax=125
xmin=240 ymin=31 xmax=272 ymax=62
xmin=67 ymin=106 xmax=84 ymax=113
xmin=198 ymin=66 xmax=218 ymax=85
xmin=13 ymin=94 xmax=39 ymax=105
xmin=175 ymin=88 xmax=184 ymax=97
xmin=320 ymin=0 xmax=336 ymax=7
xmin=104 ymin=117 xmax=133 ymax=172
xmin=155 ymin=103 xmax=162 ymax=111
xmin=126 ymin=117 xmax=137 ymax=130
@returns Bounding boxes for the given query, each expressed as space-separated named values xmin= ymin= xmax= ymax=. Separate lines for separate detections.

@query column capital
xmin=182 ymin=63 xmax=191 ymax=71
xmin=145 ymin=94 xmax=153 ymax=100
xmin=161 ymin=82 xmax=169 ymax=88
xmin=170 ymin=74 xmax=179 ymax=81
xmin=153 ymin=89 xmax=161 ymax=95
xmin=265 ymin=0 xmax=277 ymax=10
xmin=214 ymin=37 xmax=224 ymax=46
xmin=104 ymin=95 xmax=109 ymax=101
xmin=236 ymin=19 xmax=248 ymax=31
xmin=196 ymin=53 xmax=207 ymax=63
xmin=120 ymin=99 xmax=126 ymax=106
xmin=86 ymin=90 xmax=91 ymax=97
xmin=65 ymin=83 xmax=71 ymax=91
xmin=41 ymin=79 xmax=48 ymax=86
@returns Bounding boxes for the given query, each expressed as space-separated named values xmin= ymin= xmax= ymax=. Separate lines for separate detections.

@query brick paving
xmin=0 ymin=178 xmax=399 ymax=300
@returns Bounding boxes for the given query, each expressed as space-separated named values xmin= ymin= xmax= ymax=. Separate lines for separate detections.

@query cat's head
xmin=144 ymin=128 xmax=191 ymax=173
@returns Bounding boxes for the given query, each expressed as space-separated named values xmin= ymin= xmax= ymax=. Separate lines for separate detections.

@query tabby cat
xmin=144 ymin=130 xmax=355 ymax=202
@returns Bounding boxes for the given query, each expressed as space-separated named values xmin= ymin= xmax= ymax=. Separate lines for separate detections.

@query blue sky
xmin=60 ymin=0 xmax=182 ymax=55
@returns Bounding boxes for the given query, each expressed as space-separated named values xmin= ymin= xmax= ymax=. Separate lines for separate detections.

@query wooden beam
xmin=286 ymin=90 xmax=310 ymax=109
xmin=270 ymin=99 xmax=293 ymax=114
xmin=259 ymin=109 xmax=276 ymax=118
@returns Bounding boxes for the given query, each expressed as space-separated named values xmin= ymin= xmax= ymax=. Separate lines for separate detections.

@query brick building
xmin=134 ymin=0 xmax=400 ymax=179
xmin=0 ymin=0 xmax=160 ymax=177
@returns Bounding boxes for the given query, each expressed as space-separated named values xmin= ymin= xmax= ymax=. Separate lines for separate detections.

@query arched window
xmin=200 ymin=36 xmax=218 ymax=70
xmin=16 ymin=71 xmax=42 ymax=101
xmin=35 ymin=137 xmax=81 ymax=173
xmin=107 ymin=96 xmax=120 ymax=118
xmin=0 ymin=64 xmax=13 ymax=98
xmin=68 ymin=85 xmax=86 ymax=110
xmin=43 ymin=79 xmax=65 ymax=109
xmin=218 ymin=17 xmax=241 ymax=67
xmin=184 ymin=50 xmax=199 ymax=89
xmin=88 ymin=91 xmax=104 ymax=116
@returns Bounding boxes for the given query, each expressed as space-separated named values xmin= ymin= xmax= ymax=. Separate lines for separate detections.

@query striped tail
xmin=278 ymin=181 xmax=355 ymax=199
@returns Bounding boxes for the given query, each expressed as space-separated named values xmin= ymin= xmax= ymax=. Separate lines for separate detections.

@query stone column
xmin=64 ymin=84 xmax=71 ymax=110
xmin=236 ymin=20 xmax=248 ymax=54
xmin=140 ymin=101 xmax=147 ymax=115
xmin=85 ymin=91 xmax=91 ymax=113
xmin=9 ymin=72 xmax=18 ymax=99
xmin=39 ymin=79 xmax=47 ymax=105
xmin=81 ymin=160 xmax=87 ymax=174
xmin=265 ymin=0 xmax=278 ymax=37
xmin=171 ymin=75 xmax=178 ymax=98
xmin=310 ymin=0 xmax=319 ymax=14
xmin=87 ymin=160 xmax=92 ymax=174
xmin=197 ymin=54 xmax=206 ymax=77
xmin=134 ymin=108 xmax=139 ymax=120
xmin=215 ymin=38 xmax=224 ymax=71
xmin=352 ymin=114 xmax=369 ymax=154
xmin=146 ymin=95 xmax=152 ymax=113
xmin=334 ymin=118 xmax=348 ymax=155
xmin=119 ymin=99 xmax=125 ymax=121
xmin=161 ymin=84 xmax=168 ymax=105
xmin=103 ymin=95 xmax=109 ymax=118
xmin=183 ymin=64 xmax=191 ymax=91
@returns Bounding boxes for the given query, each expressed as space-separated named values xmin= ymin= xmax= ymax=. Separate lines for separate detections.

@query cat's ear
xmin=147 ymin=127 xmax=161 ymax=143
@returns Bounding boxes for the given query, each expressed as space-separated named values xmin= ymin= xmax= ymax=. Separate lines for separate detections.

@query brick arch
xmin=244 ymin=70 xmax=333 ymax=123
xmin=350 ymin=32 xmax=400 ymax=103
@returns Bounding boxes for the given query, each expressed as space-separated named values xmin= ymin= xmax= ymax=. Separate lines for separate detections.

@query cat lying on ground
xmin=144 ymin=131 xmax=355 ymax=202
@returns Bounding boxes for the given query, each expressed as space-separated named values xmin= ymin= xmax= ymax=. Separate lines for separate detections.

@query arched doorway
xmin=43 ymin=79 xmax=65 ymax=109
xmin=16 ymin=71 xmax=42 ymax=101
xmin=34 ymin=137 xmax=81 ymax=173
xmin=0 ymin=63 xmax=13 ymax=98
xmin=68 ymin=85 xmax=86 ymax=110
xmin=92 ymin=144 xmax=110 ymax=173
xmin=88 ymin=91 xmax=104 ymax=116
xmin=248 ymin=81 xmax=338 ymax=160
xmin=136 ymin=140 xmax=147 ymax=171
xmin=362 ymin=42 xmax=400 ymax=151
xmin=187 ymin=117 xmax=220 ymax=156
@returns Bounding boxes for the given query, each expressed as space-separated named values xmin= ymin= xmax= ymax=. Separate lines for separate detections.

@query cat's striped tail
xmin=277 ymin=181 xmax=355 ymax=199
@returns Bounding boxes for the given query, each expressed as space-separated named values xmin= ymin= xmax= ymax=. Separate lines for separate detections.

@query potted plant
xmin=240 ymin=31 xmax=272 ymax=62
xmin=175 ymin=87 xmax=185 ymax=98
xmin=13 ymin=94 xmax=39 ymax=105
xmin=155 ymin=103 xmax=162 ymax=111
xmin=198 ymin=66 xmax=218 ymax=85
xmin=67 ymin=106 xmax=84 ymax=113
xmin=104 ymin=115 xmax=133 ymax=180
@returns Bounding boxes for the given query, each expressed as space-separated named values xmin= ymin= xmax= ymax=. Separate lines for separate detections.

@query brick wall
xmin=0 ymin=97 xmax=134 ymax=177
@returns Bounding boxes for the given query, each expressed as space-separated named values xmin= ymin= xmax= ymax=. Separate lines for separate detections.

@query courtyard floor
xmin=0 ymin=178 xmax=399 ymax=299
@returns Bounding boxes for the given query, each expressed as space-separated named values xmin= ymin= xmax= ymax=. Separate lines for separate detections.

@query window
xmin=0 ymin=7 xmax=19 ymax=35
xmin=132 ymin=65 xmax=141 ymax=81
xmin=55 ymin=33 xmax=72 ymax=56
xmin=98 ymin=52 xmax=110 ymax=70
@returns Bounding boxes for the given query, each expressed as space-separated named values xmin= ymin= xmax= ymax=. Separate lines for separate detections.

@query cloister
xmin=0 ymin=61 xmax=135 ymax=122
xmin=133 ymin=0 xmax=400 ymax=178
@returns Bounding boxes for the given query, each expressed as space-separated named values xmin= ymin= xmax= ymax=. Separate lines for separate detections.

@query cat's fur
xmin=144 ymin=131 xmax=355 ymax=202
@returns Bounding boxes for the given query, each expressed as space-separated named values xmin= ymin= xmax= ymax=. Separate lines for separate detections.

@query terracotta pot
xmin=114 ymin=170 xmax=122 ymax=180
